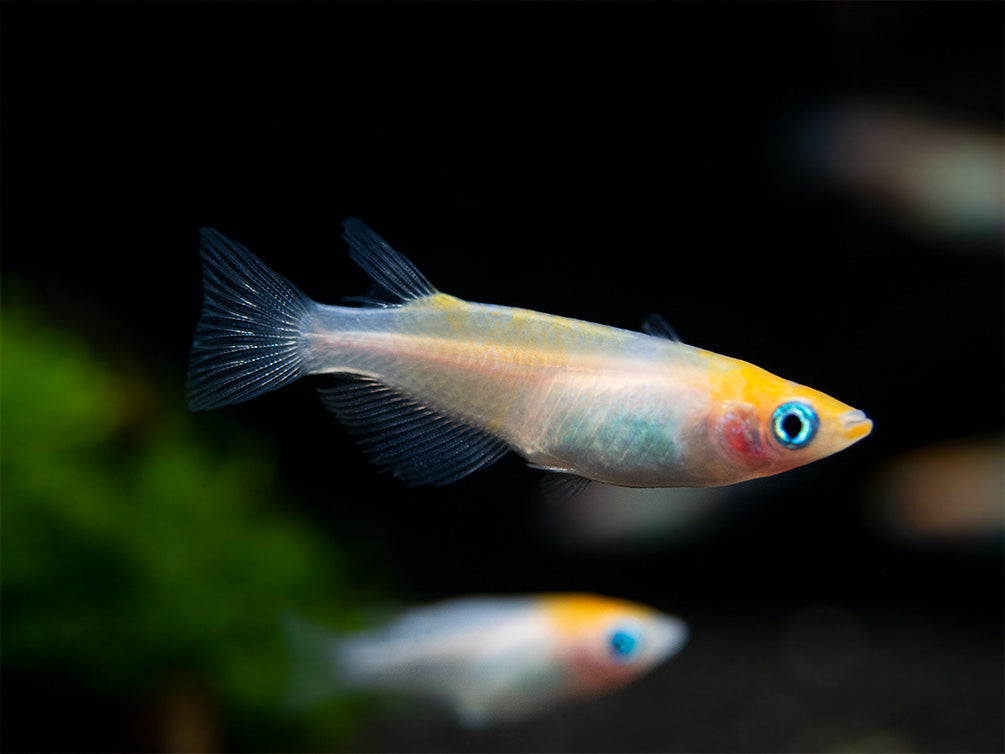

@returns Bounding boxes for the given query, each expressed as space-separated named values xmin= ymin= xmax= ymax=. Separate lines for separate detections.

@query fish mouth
xmin=651 ymin=615 xmax=690 ymax=664
xmin=840 ymin=409 xmax=873 ymax=442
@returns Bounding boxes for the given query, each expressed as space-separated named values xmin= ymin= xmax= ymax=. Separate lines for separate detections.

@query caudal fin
xmin=187 ymin=228 xmax=313 ymax=411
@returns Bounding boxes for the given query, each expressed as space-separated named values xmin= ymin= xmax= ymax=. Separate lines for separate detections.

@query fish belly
xmin=518 ymin=373 xmax=710 ymax=487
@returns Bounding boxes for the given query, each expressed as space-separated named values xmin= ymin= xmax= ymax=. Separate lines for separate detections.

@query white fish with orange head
xmin=187 ymin=219 xmax=871 ymax=491
xmin=284 ymin=593 xmax=688 ymax=727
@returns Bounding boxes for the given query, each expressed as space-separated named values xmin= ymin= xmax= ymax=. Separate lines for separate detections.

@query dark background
xmin=3 ymin=2 xmax=1002 ymax=752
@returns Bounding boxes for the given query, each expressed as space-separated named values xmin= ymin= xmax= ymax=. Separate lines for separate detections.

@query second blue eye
xmin=608 ymin=627 xmax=642 ymax=663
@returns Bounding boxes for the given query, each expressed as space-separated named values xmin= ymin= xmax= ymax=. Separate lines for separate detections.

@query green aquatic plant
xmin=2 ymin=299 xmax=370 ymax=749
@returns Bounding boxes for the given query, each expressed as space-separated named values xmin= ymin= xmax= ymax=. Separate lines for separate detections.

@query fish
xmin=283 ymin=593 xmax=688 ymax=727
xmin=187 ymin=219 xmax=872 ymax=490
xmin=868 ymin=438 xmax=1005 ymax=544
xmin=789 ymin=101 xmax=1005 ymax=244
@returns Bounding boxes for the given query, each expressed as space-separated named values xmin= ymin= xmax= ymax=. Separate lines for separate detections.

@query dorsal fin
xmin=341 ymin=218 xmax=438 ymax=303
xmin=642 ymin=312 xmax=682 ymax=343
xmin=318 ymin=376 xmax=510 ymax=486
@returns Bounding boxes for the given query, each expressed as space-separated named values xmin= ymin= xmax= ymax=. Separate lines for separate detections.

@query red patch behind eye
xmin=720 ymin=408 xmax=768 ymax=461
xmin=566 ymin=642 xmax=638 ymax=692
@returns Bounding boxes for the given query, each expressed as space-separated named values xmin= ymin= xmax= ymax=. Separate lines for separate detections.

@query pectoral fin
xmin=536 ymin=469 xmax=593 ymax=501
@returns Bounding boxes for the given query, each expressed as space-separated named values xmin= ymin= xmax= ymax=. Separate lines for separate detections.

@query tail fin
xmin=187 ymin=228 xmax=312 ymax=411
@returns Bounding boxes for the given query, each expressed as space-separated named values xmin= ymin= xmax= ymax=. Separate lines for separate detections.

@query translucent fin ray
xmin=642 ymin=312 xmax=682 ymax=343
xmin=341 ymin=218 xmax=438 ymax=303
xmin=318 ymin=376 xmax=509 ymax=486
xmin=540 ymin=472 xmax=593 ymax=501
xmin=186 ymin=228 xmax=312 ymax=410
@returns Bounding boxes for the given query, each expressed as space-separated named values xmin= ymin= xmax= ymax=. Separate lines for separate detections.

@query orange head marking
xmin=707 ymin=358 xmax=873 ymax=481
xmin=539 ymin=594 xmax=687 ymax=693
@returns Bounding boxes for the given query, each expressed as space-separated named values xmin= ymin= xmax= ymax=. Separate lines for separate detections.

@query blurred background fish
xmin=188 ymin=220 xmax=870 ymax=492
xmin=786 ymin=101 xmax=1004 ymax=245
xmin=543 ymin=483 xmax=739 ymax=552
xmin=866 ymin=438 xmax=1004 ymax=547
xmin=284 ymin=594 xmax=688 ymax=728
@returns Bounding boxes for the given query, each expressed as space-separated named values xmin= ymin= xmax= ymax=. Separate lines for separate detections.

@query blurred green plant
xmin=2 ymin=299 xmax=370 ymax=750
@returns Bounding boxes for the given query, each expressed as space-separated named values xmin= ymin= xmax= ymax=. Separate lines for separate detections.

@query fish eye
xmin=608 ymin=626 xmax=643 ymax=663
xmin=771 ymin=402 xmax=818 ymax=449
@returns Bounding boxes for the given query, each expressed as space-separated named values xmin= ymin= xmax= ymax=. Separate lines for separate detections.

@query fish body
xmin=188 ymin=219 xmax=871 ymax=488
xmin=285 ymin=594 xmax=688 ymax=726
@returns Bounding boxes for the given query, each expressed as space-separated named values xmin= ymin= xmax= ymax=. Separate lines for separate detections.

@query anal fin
xmin=318 ymin=376 xmax=510 ymax=486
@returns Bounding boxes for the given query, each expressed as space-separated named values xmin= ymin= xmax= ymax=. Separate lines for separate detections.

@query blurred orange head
xmin=539 ymin=594 xmax=688 ymax=694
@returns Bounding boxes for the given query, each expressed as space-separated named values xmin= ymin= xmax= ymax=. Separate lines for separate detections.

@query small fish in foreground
xmin=187 ymin=219 xmax=872 ymax=490
xmin=284 ymin=593 xmax=688 ymax=727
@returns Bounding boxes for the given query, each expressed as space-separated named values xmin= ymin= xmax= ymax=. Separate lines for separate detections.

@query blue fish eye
xmin=771 ymin=402 xmax=818 ymax=449
xmin=608 ymin=626 xmax=642 ymax=663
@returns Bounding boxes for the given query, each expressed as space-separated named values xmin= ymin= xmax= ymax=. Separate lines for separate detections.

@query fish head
xmin=541 ymin=594 xmax=688 ymax=695
xmin=710 ymin=360 xmax=872 ymax=481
